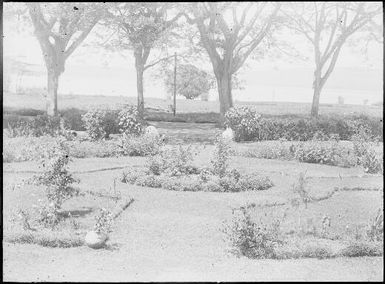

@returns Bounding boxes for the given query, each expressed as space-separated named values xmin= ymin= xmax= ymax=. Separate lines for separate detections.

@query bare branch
xmin=144 ymin=54 xmax=175 ymax=71
xmin=64 ymin=19 xmax=98 ymax=59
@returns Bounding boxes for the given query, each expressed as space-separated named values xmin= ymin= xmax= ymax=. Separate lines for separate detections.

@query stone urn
xmin=85 ymin=231 xmax=109 ymax=249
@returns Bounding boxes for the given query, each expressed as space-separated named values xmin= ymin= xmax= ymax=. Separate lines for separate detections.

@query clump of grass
xmin=4 ymin=228 xmax=84 ymax=248
xmin=366 ymin=208 xmax=383 ymax=242
xmin=275 ymin=241 xmax=335 ymax=259
xmin=340 ymin=241 xmax=383 ymax=257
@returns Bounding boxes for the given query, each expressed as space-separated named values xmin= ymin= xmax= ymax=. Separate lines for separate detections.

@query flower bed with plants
xmin=3 ymin=140 xmax=133 ymax=249
xmin=237 ymin=126 xmax=383 ymax=174
xmin=121 ymin=138 xmax=273 ymax=192
xmin=223 ymin=173 xmax=384 ymax=259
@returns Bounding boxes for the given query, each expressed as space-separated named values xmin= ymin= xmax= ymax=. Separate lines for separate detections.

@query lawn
xmin=3 ymin=141 xmax=384 ymax=281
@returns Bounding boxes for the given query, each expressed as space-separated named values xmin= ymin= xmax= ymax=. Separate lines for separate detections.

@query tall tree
xmin=104 ymin=3 xmax=183 ymax=117
xmin=181 ymin=2 xmax=281 ymax=122
xmin=282 ymin=2 xmax=382 ymax=116
xmin=27 ymin=3 xmax=103 ymax=115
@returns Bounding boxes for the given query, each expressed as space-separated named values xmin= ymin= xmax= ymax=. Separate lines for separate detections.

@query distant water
xmin=7 ymin=65 xmax=383 ymax=105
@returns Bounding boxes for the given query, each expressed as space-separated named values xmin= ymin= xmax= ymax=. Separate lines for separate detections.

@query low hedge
xmin=3 ymin=106 xmax=383 ymax=142
xmin=225 ymin=106 xmax=383 ymax=142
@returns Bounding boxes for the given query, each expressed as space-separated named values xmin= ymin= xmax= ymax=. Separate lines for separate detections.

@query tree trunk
xmin=216 ymin=72 xmax=233 ymax=125
xmin=311 ymin=87 xmax=321 ymax=117
xmin=311 ymin=69 xmax=323 ymax=117
xmin=46 ymin=69 xmax=59 ymax=116
xmin=136 ymin=67 xmax=145 ymax=118
xmin=135 ymin=53 xmax=145 ymax=118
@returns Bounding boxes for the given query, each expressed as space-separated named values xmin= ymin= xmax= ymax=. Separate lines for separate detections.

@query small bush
xmin=211 ymin=136 xmax=233 ymax=177
xmin=103 ymin=110 xmax=120 ymax=137
xmin=351 ymin=125 xmax=383 ymax=173
xmin=34 ymin=141 xmax=78 ymax=209
xmin=361 ymin=149 xmax=383 ymax=174
xmin=235 ymin=174 xmax=273 ymax=192
xmin=59 ymin=108 xmax=86 ymax=131
xmin=81 ymin=108 xmax=107 ymax=140
xmin=94 ymin=208 xmax=114 ymax=234
xmin=146 ymin=145 xmax=200 ymax=176
xmin=224 ymin=208 xmax=283 ymax=259
xmin=120 ymin=169 xmax=142 ymax=184
xmin=135 ymin=174 xmax=163 ymax=188
xmin=119 ymin=133 xmax=163 ymax=156
xmin=118 ymin=105 xmax=145 ymax=136
xmin=224 ymin=106 xmax=262 ymax=142
xmin=36 ymin=202 xmax=62 ymax=229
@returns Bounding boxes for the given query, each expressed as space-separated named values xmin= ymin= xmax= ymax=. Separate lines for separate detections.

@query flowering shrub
xmin=119 ymin=133 xmax=163 ymax=156
xmin=146 ymin=145 xmax=200 ymax=176
xmin=294 ymin=140 xmax=356 ymax=167
xmin=35 ymin=141 xmax=79 ymax=209
xmin=224 ymin=106 xmax=262 ymax=141
xmin=81 ymin=108 xmax=107 ymax=140
xmin=36 ymin=202 xmax=62 ymax=229
xmin=211 ymin=136 xmax=233 ymax=177
xmin=361 ymin=149 xmax=383 ymax=174
xmin=94 ymin=208 xmax=114 ymax=234
xmin=118 ymin=106 xmax=145 ymax=136
xmin=351 ymin=125 xmax=383 ymax=174
xmin=223 ymin=107 xmax=382 ymax=142
xmin=223 ymin=207 xmax=283 ymax=258
xmin=234 ymin=174 xmax=273 ymax=191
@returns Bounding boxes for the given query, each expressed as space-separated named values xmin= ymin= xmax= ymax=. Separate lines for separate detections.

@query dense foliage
xmin=224 ymin=106 xmax=383 ymax=142
xmin=164 ymin=64 xmax=213 ymax=100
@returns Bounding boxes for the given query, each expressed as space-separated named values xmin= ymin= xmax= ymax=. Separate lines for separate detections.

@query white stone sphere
xmin=85 ymin=231 xmax=108 ymax=249
xmin=222 ymin=127 xmax=234 ymax=141
xmin=145 ymin=125 xmax=159 ymax=137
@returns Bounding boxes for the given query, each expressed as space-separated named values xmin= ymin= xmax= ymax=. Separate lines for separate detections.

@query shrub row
xmin=225 ymin=106 xmax=383 ymax=142
xmin=239 ymin=140 xmax=383 ymax=173
xmin=3 ymin=109 xmax=220 ymax=134
xmin=3 ymin=134 xmax=163 ymax=163
xmin=4 ymin=106 xmax=382 ymax=142
xmin=120 ymin=169 xmax=273 ymax=192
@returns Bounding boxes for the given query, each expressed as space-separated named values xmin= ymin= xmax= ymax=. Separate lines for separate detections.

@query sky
xmin=3 ymin=3 xmax=384 ymax=105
